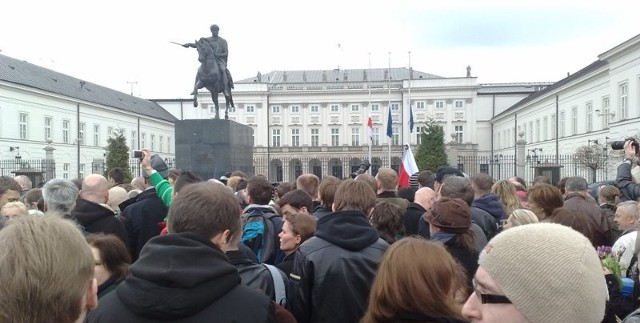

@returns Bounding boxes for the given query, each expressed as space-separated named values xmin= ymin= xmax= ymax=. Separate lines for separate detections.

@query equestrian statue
xmin=180 ymin=24 xmax=234 ymax=119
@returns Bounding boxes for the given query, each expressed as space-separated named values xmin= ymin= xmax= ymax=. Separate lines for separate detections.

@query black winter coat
xmin=72 ymin=198 xmax=128 ymax=245
xmin=289 ymin=210 xmax=389 ymax=323
xmin=121 ymin=188 xmax=168 ymax=261
xmin=86 ymin=233 xmax=276 ymax=323
xmin=404 ymin=202 xmax=427 ymax=236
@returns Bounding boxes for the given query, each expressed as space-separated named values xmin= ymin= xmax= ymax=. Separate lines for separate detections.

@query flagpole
xmin=408 ymin=51 xmax=411 ymax=147
xmin=388 ymin=51 xmax=391 ymax=167
xmin=368 ymin=52 xmax=372 ymax=174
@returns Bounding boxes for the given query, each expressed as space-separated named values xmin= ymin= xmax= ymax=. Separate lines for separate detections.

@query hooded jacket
xmin=471 ymin=193 xmax=507 ymax=221
xmin=86 ymin=232 xmax=275 ymax=323
xmin=72 ymin=198 xmax=128 ymax=245
xmin=121 ymin=188 xmax=168 ymax=261
xmin=289 ymin=210 xmax=389 ymax=323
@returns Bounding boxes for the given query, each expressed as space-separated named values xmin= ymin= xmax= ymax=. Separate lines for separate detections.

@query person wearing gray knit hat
xmin=462 ymin=223 xmax=607 ymax=323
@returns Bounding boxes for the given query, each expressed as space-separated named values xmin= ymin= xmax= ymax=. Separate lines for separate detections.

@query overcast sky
xmin=1 ymin=0 xmax=638 ymax=99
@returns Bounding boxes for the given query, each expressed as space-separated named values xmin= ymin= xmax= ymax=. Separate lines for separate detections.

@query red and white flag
xmin=367 ymin=116 xmax=374 ymax=141
xmin=398 ymin=145 xmax=418 ymax=187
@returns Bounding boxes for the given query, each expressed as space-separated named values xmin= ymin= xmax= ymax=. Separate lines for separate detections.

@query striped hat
xmin=409 ymin=172 xmax=420 ymax=190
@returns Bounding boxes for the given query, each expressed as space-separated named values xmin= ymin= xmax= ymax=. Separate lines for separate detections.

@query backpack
xmin=241 ymin=207 xmax=281 ymax=264
xmin=264 ymin=264 xmax=287 ymax=306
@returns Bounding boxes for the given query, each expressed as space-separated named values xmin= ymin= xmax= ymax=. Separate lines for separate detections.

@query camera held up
xmin=611 ymin=138 xmax=640 ymax=154
xmin=350 ymin=161 xmax=371 ymax=179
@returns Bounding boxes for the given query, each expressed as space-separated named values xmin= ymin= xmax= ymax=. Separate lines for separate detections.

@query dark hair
xmin=235 ymin=178 xmax=248 ymax=191
xmin=557 ymin=177 xmax=568 ymax=195
xmin=24 ymin=188 xmax=43 ymax=207
xmin=0 ymin=176 xmax=22 ymax=195
xmin=86 ymin=233 xmax=131 ymax=281
xmin=168 ymin=169 xmax=182 ymax=182
xmin=318 ymin=176 xmax=341 ymax=208
xmin=278 ymin=189 xmax=314 ymax=214
xmin=528 ymin=184 xmax=563 ymax=218
xmin=471 ymin=173 xmax=494 ymax=193
xmin=275 ymin=182 xmax=295 ymax=199
xmin=174 ymin=171 xmax=203 ymax=194
xmin=417 ymin=170 xmax=435 ymax=189
xmin=107 ymin=168 xmax=126 ymax=185
xmin=168 ymin=182 xmax=241 ymax=240
xmin=397 ymin=187 xmax=415 ymax=203
xmin=435 ymin=166 xmax=463 ymax=183
xmin=247 ymin=176 xmax=274 ymax=205
xmin=370 ymin=202 xmax=404 ymax=244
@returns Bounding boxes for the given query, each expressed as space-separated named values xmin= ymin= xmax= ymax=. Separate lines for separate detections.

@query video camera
xmin=350 ymin=161 xmax=371 ymax=179
xmin=611 ymin=138 xmax=640 ymax=154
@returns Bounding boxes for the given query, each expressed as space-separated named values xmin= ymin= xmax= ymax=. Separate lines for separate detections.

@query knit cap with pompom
xmin=479 ymin=223 xmax=607 ymax=323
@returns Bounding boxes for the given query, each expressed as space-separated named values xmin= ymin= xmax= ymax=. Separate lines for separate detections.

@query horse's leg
xmin=225 ymin=94 xmax=233 ymax=120
xmin=193 ymin=77 xmax=201 ymax=107
xmin=212 ymin=91 xmax=219 ymax=119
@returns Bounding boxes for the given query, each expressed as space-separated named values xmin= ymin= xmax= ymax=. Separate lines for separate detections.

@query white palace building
xmin=2 ymin=33 xmax=639 ymax=184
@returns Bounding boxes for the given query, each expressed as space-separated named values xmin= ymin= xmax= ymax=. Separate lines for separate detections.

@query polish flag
xmin=367 ymin=116 xmax=374 ymax=141
xmin=398 ymin=145 xmax=419 ymax=187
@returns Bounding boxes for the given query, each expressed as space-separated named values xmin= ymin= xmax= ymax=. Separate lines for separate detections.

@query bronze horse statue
xmin=192 ymin=38 xmax=234 ymax=119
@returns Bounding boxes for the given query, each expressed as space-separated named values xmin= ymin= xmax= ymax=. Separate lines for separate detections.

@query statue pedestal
xmin=175 ymin=119 xmax=254 ymax=180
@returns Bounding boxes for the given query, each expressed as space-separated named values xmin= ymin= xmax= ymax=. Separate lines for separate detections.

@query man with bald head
xmin=71 ymin=174 xmax=128 ymax=244
xmin=404 ymin=187 xmax=435 ymax=235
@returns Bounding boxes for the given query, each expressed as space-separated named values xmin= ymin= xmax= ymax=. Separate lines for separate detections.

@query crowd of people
xmin=3 ymin=141 xmax=640 ymax=322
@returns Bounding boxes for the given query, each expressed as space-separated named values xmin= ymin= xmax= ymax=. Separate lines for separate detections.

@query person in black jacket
xmin=225 ymin=217 xmax=288 ymax=303
xmin=617 ymin=140 xmax=640 ymax=201
xmin=121 ymin=157 xmax=169 ymax=261
xmin=403 ymin=187 xmax=435 ymax=236
xmin=72 ymin=174 xmax=128 ymax=245
xmin=426 ymin=197 xmax=479 ymax=293
xmin=87 ymin=182 xmax=276 ymax=323
xmin=289 ymin=179 xmax=389 ymax=323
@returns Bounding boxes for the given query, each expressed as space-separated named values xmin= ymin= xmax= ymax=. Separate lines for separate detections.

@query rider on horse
xmin=183 ymin=24 xmax=233 ymax=96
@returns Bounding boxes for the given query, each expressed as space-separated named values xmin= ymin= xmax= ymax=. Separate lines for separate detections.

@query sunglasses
xmin=472 ymin=278 xmax=512 ymax=304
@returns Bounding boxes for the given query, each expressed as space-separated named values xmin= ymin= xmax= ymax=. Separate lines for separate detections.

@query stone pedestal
xmin=175 ymin=119 xmax=254 ymax=181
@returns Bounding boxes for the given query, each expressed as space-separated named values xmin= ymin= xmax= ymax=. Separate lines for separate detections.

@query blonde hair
xmin=508 ymin=209 xmax=539 ymax=227
xmin=375 ymin=168 xmax=398 ymax=191
xmin=1 ymin=201 xmax=29 ymax=218
xmin=491 ymin=180 xmax=521 ymax=216
xmin=0 ymin=215 xmax=94 ymax=323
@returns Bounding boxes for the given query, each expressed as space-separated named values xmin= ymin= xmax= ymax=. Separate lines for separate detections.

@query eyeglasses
xmin=472 ymin=278 xmax=512 ymax=304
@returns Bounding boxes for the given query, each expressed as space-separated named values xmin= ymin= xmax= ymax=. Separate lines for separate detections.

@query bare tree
xmin=574 ymin=144 xmax=606 ymax=183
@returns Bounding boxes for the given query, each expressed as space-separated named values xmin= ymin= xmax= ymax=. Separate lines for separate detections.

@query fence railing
xmin=0 ymin=158 xmax=56 ymax=186
xmin=457 ymin=154 xmax=610 ymax=185
xmin=253 ymin=154 xmax=403 ymax=183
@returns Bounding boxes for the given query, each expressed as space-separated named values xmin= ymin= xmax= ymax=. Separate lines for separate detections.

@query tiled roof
xmin=238 ymin=68 xmax=443 ymax=83
xmin=0 ymin=54 xmax=177 ymax=123
xmin=493 ymin=59 xmax=608 ymax=119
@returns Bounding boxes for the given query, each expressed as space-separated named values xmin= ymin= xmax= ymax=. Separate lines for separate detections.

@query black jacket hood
xmin=72 ymin=198 xmax=116 ymax=225
xmin=116 ymin=232 xmax=240 ymax=320
xmin=315 ymin=210 xmax=380 ymax=251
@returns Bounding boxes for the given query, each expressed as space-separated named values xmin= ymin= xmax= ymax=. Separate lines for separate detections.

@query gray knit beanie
xmin=479 ymin=223 xmax=607 ymax=323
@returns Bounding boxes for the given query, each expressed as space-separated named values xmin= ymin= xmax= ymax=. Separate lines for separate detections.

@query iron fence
xmin=0 ymin=158 xmax=56 ymax=186
xmin=253 ymin=154 xmax=403 ymax=183
xmin=457 ymin=154 xmax=610 ymax=185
